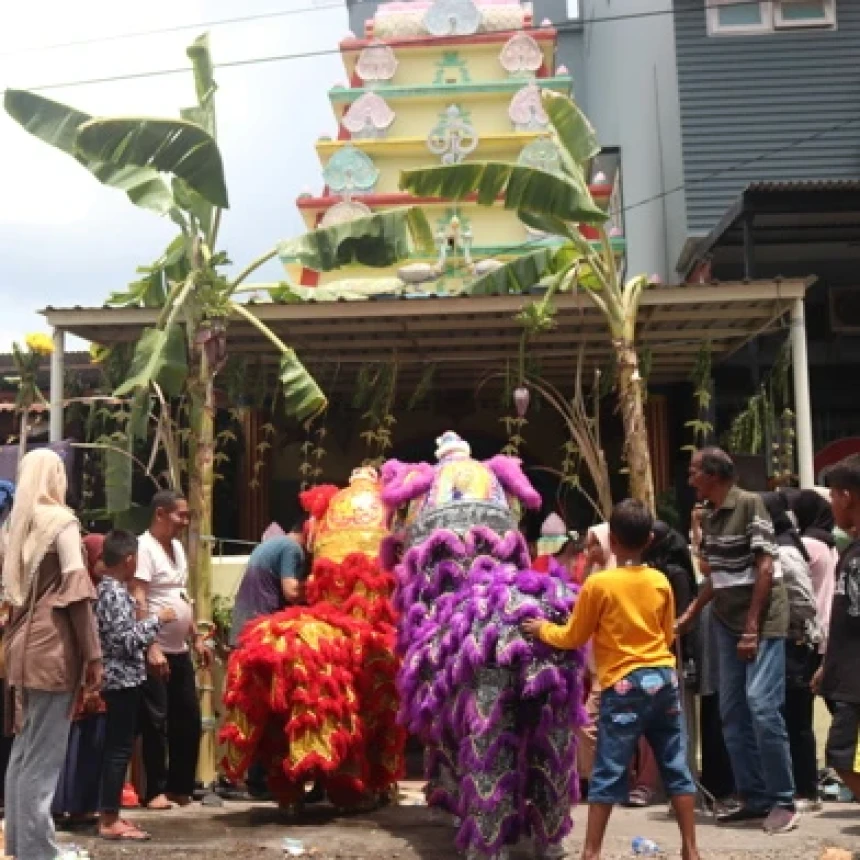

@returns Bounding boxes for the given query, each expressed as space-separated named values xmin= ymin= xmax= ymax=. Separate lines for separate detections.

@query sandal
xmin=99 ymin=821 xmax=151 ymax=841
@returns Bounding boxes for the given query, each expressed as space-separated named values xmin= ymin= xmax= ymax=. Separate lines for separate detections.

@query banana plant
xmin=399 ymin=91 xmax=655 ymax=511
xmin=4 ymin=32 xmax=433 ymax=777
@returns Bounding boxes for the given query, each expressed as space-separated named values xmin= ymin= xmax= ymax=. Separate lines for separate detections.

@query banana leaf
xmin=400 ymin=162 xmax=606 ymax=225
xmin=542 ymin=91 xmax=601 ymax=167
xmin=461 ymin=248 xmax=555 ymax=296
xmin=184 ymin=33 xmax=217 ymax=138
xmin=105 ymin=444 xmax=133 ymax=513
xmin=277 ymin=206 xmax=434 ymax=272
xmin=107 ymin=235 xmax=189 ymax=307
xmin=114 ymin=325 xmax=188 ymax=398
xmin=76 ymin=117 xmax=228 ymax=209
xmin=278 ymin=351 xmax=327 ymax=422
xmin=4 ymin=89 xmax=180 ymax=219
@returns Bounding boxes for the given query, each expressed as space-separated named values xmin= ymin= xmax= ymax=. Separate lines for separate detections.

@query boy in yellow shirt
xmin=522 ymin=500 xmax=699 ymax=860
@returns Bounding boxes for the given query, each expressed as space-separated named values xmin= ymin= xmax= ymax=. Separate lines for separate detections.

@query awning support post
xmin=790 ymin=298 xmax=814 ymax=488
xmin=49 ymin=327 xmax=65 ymax=443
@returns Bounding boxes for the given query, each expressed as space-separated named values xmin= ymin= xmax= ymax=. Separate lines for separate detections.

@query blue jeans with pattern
xmin=588 ymin=667 xmax=696 ymax=805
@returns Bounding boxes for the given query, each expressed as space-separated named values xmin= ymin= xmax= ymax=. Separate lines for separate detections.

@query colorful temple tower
xmin=285 ymin=0 xmax=624 ymax=294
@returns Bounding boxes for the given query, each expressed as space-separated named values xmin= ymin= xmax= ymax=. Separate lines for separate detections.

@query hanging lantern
xmin=513 ymin=386 xmax=530 ymax=417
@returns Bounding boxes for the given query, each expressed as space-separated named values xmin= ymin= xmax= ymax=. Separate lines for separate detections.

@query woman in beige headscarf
xmin=1 ymin=449 xmax=102 ymax=860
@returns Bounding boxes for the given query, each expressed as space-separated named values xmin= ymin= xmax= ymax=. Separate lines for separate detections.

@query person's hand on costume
xmin=520 ymin=617 xmax=543 ymax=640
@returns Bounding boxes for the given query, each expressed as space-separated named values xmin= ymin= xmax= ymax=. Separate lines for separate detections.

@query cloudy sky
xmin=0 ymin=0 xmax=349 ymax=350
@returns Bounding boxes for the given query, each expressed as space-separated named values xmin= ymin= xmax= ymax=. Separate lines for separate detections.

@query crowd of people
xmin=0 ymin=451 xmax=208 ymax=858
xmin=0 ymin=441 xmax=859 ymax=860
xmin=526 ymin=447 xmax=860 ymax=848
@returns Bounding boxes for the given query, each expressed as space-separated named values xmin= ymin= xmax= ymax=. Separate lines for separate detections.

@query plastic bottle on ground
xmin=631 ymin=836 xmax=660 ymax=855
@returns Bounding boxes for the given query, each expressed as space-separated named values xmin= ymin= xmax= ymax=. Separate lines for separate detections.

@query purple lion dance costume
xmin=381 ymin=432 xmax=587 ymax=860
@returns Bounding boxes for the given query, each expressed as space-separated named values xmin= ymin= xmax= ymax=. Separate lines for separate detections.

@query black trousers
xmin=100 ymin=686 xmax=141 ymax=814
xmin=139 ymin=652 xmax=202 ymax=801
xmin=784 ymin=642 xmax=821 ymax=800
xmin=700 ymin=693 xmax=735 ymax=800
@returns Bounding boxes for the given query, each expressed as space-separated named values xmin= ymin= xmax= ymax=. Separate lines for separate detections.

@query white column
xmin=790 ymin=298 xmax=814 ymax=488
xmin=49 ymin=327 xmax=65 ymax=443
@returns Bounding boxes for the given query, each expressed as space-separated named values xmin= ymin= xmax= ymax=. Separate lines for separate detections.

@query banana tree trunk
xmin=186 ymin=350 xmax=216 ymax=783
xmin=17 ymin=409 xmax=28 ymax=464
xmin=614 ymin=339 xmax=656 ymax=513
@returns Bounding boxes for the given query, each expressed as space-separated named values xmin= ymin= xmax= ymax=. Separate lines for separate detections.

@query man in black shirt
xmin=817 ymin=458 xmax=860 ymax=803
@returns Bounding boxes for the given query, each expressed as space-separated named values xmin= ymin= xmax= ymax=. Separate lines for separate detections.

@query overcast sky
xmin=0 ymin=0 xmax=349 ymax=351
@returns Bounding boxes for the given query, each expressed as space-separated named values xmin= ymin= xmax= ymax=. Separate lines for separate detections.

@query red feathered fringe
xmin=299 ymin=484 xmax=340 ymax=520
xmin=220 ymin=552 xmax=403 ymax=808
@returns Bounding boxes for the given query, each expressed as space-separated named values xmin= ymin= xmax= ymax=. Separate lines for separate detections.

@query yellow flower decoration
xmin=24 ymin=332 xmax=54 ymax=356
xmin=89 ymin=342 xmax=111 ymax=364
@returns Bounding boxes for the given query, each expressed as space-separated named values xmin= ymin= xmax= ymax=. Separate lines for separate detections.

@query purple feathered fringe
xmin=393 ymin=526 xmax=587 ymax=854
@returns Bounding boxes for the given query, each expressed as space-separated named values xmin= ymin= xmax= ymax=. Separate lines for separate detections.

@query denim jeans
xmin=589 ymin=667 xmax=696 ymax=806
xmin=714 ymin=617 xmax=795 ymax=810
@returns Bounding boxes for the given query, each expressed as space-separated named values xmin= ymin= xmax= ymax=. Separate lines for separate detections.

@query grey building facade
xmin=671 ymin=0 xmax=860 ymax=457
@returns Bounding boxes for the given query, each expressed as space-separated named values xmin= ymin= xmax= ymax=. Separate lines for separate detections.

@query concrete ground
xmin=59 ymin=788 xmax=859 ymax=860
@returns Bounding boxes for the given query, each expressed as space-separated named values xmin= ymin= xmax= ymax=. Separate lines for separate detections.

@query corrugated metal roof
xmin=39 ymin=280 xmax=812 ymax=389
xmin=746 ymin=180 xmax=860 ymax=194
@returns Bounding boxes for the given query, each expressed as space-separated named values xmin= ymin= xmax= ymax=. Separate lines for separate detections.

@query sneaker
xmin=763 ymin=806 xmax=800 ymax=834
xmin=716 ymin=804 xmax=769 ymax=825
xmin=794 ymin=798 xmax=823 ymax=813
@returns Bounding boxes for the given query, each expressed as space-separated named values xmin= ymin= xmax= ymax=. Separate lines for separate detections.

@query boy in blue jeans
xmin=522 ymin=500 xmax=699 ymax=860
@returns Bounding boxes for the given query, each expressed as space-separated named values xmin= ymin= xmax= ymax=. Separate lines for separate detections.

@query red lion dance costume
xmin=220 ymin=467 xmax=404 ymax=809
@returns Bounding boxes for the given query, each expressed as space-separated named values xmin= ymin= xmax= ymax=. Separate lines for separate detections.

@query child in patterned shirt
xmin=96 ymin=530 xmax=175 ymax=841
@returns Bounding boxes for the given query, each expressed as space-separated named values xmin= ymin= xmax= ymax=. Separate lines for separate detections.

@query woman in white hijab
xmin=1 ymin=449 xmax=102 ymax=860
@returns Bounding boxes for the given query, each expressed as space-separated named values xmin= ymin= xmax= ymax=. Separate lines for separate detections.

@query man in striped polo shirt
xmin=678 ymin=448 xmax=798 ymax=834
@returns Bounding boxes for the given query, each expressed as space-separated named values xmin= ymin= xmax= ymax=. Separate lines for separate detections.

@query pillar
xmin=790 ymin=298 xmax=814 ymax=488
xmin=49 ymin=327 xmax=65 ymax=443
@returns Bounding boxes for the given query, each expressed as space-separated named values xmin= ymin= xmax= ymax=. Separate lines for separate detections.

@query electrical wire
xmin=9 ymin=0 xmax=775 ymax=91
xmin=0 ymin=3 xmax=344 ymax=58
xmin=3 ymin=0 xmax=848 ymax=282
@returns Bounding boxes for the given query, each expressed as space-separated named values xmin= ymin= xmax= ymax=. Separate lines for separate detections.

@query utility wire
xmin=0 ymin=3 xmax=344 ymax=58
xmin=11 ymin=0 xmax=773 ymax=91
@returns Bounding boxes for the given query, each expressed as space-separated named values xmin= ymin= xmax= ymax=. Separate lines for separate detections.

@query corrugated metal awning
xmin=42 ymin=279 xmax=811 ymax=394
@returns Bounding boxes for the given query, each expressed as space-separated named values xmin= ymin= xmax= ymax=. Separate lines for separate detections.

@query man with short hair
xmin=814 ymin=458 xmax=860 ymax=804
xmin=679 ymin=448 xmax=798 ymax=833
xmin=131 ymin=490 xmax=209 ymax=810
xmin=229 ymin=519 xmax=308 ymax=648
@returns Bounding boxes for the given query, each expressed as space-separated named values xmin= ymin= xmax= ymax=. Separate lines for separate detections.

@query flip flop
xmin=99 ymin=823 xmax=151 ymax=841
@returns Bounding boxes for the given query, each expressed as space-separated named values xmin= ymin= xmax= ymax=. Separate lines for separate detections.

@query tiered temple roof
xmin=285 ymin=0 xmax=624 ymax=292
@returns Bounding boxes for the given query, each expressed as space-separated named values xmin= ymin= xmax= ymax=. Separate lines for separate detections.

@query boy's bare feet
xmin=144 ymin=794 xmax=173 ymax=810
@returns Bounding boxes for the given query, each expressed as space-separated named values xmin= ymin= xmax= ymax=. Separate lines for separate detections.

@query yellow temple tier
xmin=287 ymin=0 xmax=624 ymax=294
